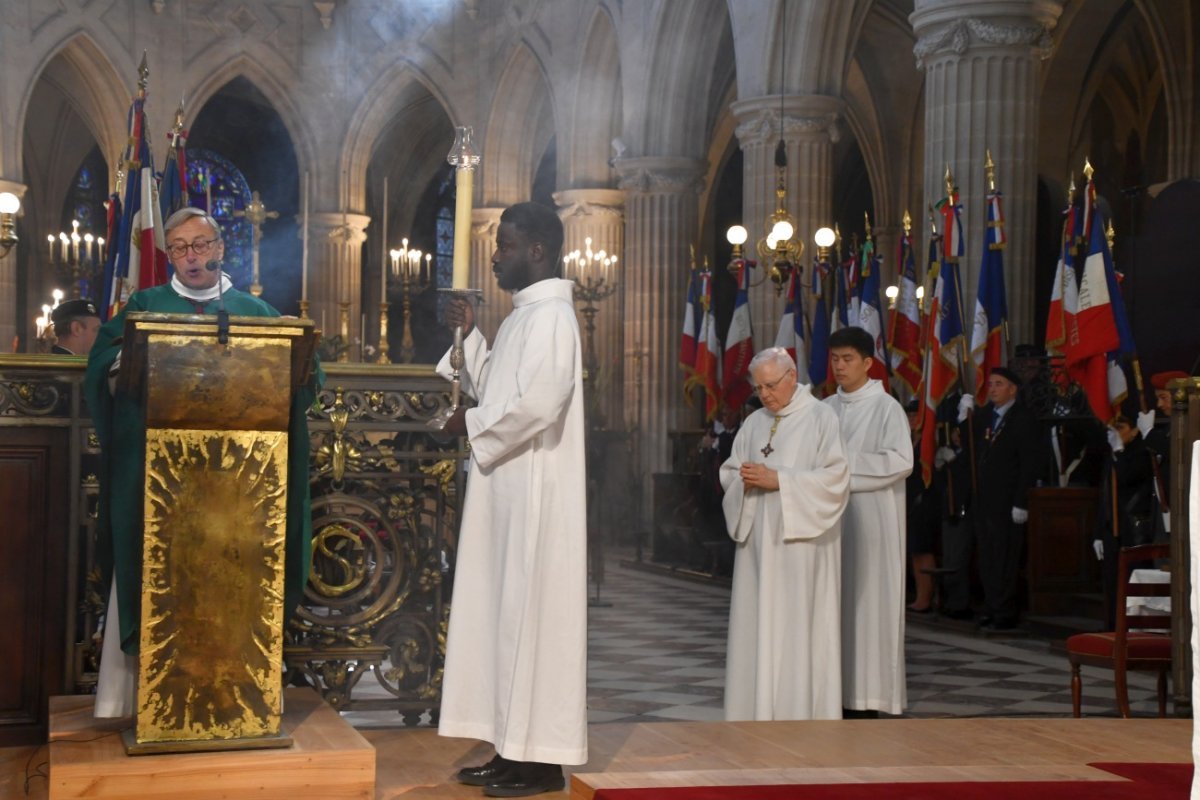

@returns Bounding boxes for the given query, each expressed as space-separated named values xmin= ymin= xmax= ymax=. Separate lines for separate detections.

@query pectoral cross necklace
xmin=761 ymin=415 xmax=782 ymax=457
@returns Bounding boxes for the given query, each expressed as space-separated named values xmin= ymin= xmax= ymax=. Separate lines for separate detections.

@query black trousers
xmin=940 ymin=515 xmax=972 ymax=613
xmin=975 ymin=512 xmax=1025 ymax=621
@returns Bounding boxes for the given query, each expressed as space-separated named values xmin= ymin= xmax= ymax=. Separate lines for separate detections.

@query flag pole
xmin=944 ymin=165 xmax=978 ymax=496
xmin=984 ymin=149 xmax=1014 ymax=364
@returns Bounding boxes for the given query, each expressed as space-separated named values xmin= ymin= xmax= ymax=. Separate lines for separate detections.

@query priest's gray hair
xmin=749 ymin=347 xmax=796 ymax=376
xmin=164 ymin=207 xmax=222 ymax=240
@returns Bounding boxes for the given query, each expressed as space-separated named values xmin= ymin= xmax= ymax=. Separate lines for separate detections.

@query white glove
xmin=934 ymin=446 xmax=957 ymax=469
xmin=957 ymin=394 xmax=975 ymax=423
xmin=1093 ymin=539 xmax=1104 ymax=561
xmin=1137 ymin=410 xmax=1155 ymax=438
xmin=1106 ymin=426 xmax=1124 ymax=453
xmin=1012 ymin=507 xmax=1029 ymax=525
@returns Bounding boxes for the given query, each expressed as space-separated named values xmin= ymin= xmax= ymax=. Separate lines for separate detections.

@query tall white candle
xmin=447 ymin=126 xmax=480 ymax=290
xmin=452 ymin=167 xmax=472 ymax=289
xmin=301 ymin=171 xmax=309 ymax=303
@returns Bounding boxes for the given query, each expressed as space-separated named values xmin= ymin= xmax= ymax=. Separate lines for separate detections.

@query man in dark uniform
xmin=50 ymin=298 xmax=101 ymax=355
xmin=961 ymin=366 xmax=1040 ymax=630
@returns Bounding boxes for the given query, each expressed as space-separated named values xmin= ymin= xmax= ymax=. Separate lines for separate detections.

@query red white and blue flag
xmin=858 ymin=240 xmax=889 ymax=389
xmin=889 ymin=231 xmax=923 ymax=394
xmin=774 ymin=266 xmax=809 ymax=384
xmin=159 ymin=112 xmax=189 ymax=221
xmin=679 ymin=266 xmax=702 ymax=387
xmin=936 ymin=188 xmax=965 ymax=262
xmin=809 ymin=258 xmax=832 ymax=394
xmin=1045 ymin=200 xmax=1080 ymax=357
xmin=1068 ymin=209 xmax=1135 ymax=422
xmin=102 ymin=89 xmax=168 ymax=320
xmin=971 ymin=189 xmax=1009 ymax=403
xmin=920 ymin=257 xmax=966 ymax=487
xmin=693 ymin=271 xmax=722 ymax=422
xmin=723 ymin=258 xmax=756 ymax=410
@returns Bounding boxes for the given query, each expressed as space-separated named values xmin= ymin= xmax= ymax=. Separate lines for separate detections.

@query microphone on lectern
xmin=205 ymin=260 xmax=230 ymax=346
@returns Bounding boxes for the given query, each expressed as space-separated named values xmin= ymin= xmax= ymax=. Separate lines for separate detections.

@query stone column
xmin=731 ymin=95 xmax=841 ymax=349
xmin=0 ymin=178 xmax=28 ymax=350
xmin=615 ymin=157 xmax=705 ymax=523
xmin=306 ymin=212 xmax=369 ymax=358
xmin=911 ymin=0 xmax=1062 ymax=346
xmin=554 ymin=188 xmax=626 ymax=428
xmin=471 ymin=207 xmax=505 ymax=339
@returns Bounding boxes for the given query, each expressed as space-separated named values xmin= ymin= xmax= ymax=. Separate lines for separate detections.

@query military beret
xmin=1151 ymin=370 xmax=1189 ymax=390
xmin=988 ymin=366 xmax=1021 ymax=388
xmin=50 ymin=298 xmax=99 ymax=325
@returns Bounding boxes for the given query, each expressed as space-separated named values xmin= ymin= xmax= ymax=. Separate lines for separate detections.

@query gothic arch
xmin=640 ymin=0 xmax=731 ymax=157
xmin=482 ymin=42 xmax=558 ymax=206
xmin=184 ymin=56 xmax=315 ymax=202
xmin=565 ymin=8 xmax=622 ymax=189
xmin=342 ymin=60 xmax=459 ymax=213
xmin=17 ymin=31 xmax=130 ymax=183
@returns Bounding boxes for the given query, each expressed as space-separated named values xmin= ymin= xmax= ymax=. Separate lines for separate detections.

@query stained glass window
xmin=185 ymin=148 xmax=253 ymax=290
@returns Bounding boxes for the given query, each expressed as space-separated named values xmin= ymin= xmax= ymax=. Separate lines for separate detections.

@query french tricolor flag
xmin=722 ymin=258 xmax=756 ymax=410
xmin=774 ymin=267 xmax=809 ymax=384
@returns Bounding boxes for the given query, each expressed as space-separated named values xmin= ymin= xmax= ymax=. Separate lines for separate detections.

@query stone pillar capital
xmin=0 ymin=179 xmax=28 ymax=203
xmin=910 ymin=1 xmax=1063 ymax=68
xmin=730 ymin=95 xmax=845 ymax=148
xmin=307 ymin=212 xmax=370 ymax=246
xmin=613 ymin=157 xmax=706 ymax=195
xmin=552 ymin=188 xmax=626 ymax=221
xmin=472 ymin=207 xmax=505 ymax=239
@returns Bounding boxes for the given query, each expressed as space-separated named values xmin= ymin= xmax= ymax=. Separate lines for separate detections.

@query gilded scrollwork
xmin=0 ymin=377 xmax=69 ymax=416
xmin=291 ymin=367 xmax=462 ymax=719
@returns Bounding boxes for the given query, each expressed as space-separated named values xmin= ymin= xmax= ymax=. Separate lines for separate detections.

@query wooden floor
xmin=5 ymin=715 xmax=1192 ymax=799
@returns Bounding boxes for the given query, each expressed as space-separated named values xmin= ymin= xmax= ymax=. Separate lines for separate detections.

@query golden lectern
xmin=117 ymin=312 xmax=316 ymax=754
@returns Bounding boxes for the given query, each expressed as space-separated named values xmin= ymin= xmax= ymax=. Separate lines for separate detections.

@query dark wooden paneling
xmin=1026 ymin=487 xmax=1099 ymax=616
xmin=0 ymin=428 xmax=67 ymax=746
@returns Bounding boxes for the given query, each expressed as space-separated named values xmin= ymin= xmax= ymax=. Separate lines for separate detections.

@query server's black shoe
xmin=457 ymin=754 xmax=518 ymax=786
xmin=483 ymin=762 xmax=565 ymax=797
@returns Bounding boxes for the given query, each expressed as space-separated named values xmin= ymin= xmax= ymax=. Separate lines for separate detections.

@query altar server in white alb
xmin=435 ymin=202 xmax=586 ymax=798
xmin=721 ymin=347 xmax=850 ymax=721
xmin=825 ymin=326 xmax=913 ymax=717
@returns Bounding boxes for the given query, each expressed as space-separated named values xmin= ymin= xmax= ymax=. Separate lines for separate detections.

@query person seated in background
xmin=50 ymin=298 xmax=101 ymax=355
xmin=1093 ymin=407 xmax=1157 ymax=628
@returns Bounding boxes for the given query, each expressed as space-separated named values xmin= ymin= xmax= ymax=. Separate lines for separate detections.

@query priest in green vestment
xmin=84 ymin=207 xmax=321 ymax=716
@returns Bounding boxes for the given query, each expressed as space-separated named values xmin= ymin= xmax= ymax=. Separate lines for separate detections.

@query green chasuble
xmin=84 ymin=284 xmax=323 ymax=655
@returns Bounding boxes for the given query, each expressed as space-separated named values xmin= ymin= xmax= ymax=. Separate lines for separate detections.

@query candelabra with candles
xmin=34 ymin=289 xmax=65 ymax=350
xmin=564 ymin=238 xmax=619 ymax=415
xmin=46 ymin=220 xmax=105 ymax=298
xmin=388 ymin=239 xmax=432 ymax=364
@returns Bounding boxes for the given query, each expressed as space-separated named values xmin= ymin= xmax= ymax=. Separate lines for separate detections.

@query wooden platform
xmin=6 ymin=712 xmax=1190 ymax=799
xmin=45 ymin=687 xmax=374 ymax=799
xmin=566 ymin=717 xmax=1194 ymax=798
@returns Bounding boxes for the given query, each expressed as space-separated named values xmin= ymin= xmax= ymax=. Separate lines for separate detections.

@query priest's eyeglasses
xmin=753 ymin=369 xmax=795 ymax=395
xmin=165 ymin=239 xmax=219 ymax=259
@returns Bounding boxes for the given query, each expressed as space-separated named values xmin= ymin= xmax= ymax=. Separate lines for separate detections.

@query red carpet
xmin=592 ymin=762 xmax=1192 ymax=799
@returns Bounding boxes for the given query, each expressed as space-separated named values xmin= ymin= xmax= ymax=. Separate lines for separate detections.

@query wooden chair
xmin=1065 ymin=543 xmax=1171 ymax=718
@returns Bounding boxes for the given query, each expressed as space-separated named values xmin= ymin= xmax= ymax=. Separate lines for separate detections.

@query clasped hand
xmin=740 ymin=462 xmax=779 ymax=491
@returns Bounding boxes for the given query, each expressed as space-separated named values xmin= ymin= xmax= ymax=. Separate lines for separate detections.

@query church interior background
xmin=3 ymin=0 xmax=1200 ymax=763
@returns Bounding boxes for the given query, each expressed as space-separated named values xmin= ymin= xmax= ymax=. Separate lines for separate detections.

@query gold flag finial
xmin=864 ymin=211 xmax=873 ymax=241
xmin=1083 ymin=157 xmax=1094 ymax=182
xmin=689 ymin=243 xmax=696 ymax=269
xmin=944 ymin=164 xmax=955 ymax=198
xmin=927 ymin=204 xmax=938 ymax=237
xmin=903 ymin=209 xmax=912 ymax=236
xmin=1067 ymin=172 xmax=1076 ymax=204
xmin=984 ymin=149 xmax=996 ymax=192
xmin=1106 ymin=219 xmax=1116 ymax=251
